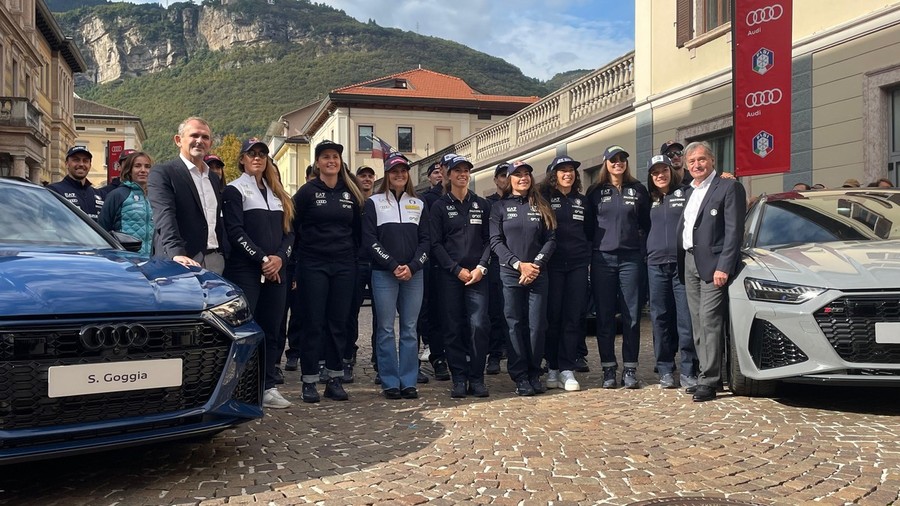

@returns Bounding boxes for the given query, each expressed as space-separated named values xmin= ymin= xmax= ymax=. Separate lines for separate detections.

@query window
xmin=106 ymin=127 xmax=116 ymax=132
xmin=701 ymin=0 xmax=731 ymax=34
xmin=891 ymin=87 xmax=900 ymax=186
xmin=693 ymin=129 xmax=734 ymax=174
xmin=398 ymin=127 xmax=413 ymax=152
xmin=358 ymin=125 xmax=373 ymax=151
xmin=676 ymin=0 xmax=732 ymax=47
xmin=477 ymin=112 xmax=491 ymax=120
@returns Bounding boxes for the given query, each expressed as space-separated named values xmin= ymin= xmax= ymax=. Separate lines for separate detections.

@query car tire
xmin=728 ymin=336 xmax=778 ymax=397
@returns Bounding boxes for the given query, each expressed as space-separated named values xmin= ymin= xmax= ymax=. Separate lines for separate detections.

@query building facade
xmin=273 ymin=68 xmax=539 ymax=187
xmin=73 ymin=96 xmax=146 ymax=185
xmin=0 ymin=0 xmax=84 ymax=183
xmin=415 ymin=1 xmax=900 ymax=197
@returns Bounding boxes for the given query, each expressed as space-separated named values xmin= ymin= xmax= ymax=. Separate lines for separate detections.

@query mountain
xmin=54 ymin=0 xmax=553 ymax=160
xmin=545 ymin=69 xmax=594 ymax=92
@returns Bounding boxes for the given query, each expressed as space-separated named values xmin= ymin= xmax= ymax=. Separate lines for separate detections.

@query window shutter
xmin=676 ymin=0 xmax=693 ymax=47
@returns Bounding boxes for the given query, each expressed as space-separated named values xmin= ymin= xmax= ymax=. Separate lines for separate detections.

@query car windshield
xmin=755 ymin=191 xmax=900 ymax=249
xmin=0 ymin=183 xmax=113 ymax=248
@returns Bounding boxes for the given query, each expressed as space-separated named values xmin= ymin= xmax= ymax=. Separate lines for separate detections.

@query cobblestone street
xmin=2 ymin=308 xmax=899 ymax=506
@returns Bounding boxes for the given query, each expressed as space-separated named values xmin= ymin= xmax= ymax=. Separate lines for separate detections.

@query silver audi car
xmin=728 ymin=188 xmax=900 ymax=396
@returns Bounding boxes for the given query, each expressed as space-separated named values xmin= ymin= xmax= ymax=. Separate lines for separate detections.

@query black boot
xmin=302 ymin=382 xmax=320 ymax=403
xmin=324 ymin=377 xmax=349 ymax=401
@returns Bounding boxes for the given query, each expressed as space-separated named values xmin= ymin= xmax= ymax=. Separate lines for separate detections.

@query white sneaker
xmin=419 ymin=345 xmax=431 ymax=362
xmin=546 ymin=369 xmax=560 ymax=389
xmin=263 ymin=388 xmax=291 ymax=409
xmin=560 ymin=370 xmax=580 ymax=391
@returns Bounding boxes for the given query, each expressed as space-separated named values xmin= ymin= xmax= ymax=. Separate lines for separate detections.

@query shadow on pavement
xmin=773 ymin=382 xmax=900 ymax=415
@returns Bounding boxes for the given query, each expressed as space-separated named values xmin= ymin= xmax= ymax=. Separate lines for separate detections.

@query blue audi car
xmin=0 ymin=177 xmax=265 ymax=463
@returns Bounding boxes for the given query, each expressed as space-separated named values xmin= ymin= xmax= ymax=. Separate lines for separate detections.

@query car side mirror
xmin=111 ymin=231 xmax=143 ymax=253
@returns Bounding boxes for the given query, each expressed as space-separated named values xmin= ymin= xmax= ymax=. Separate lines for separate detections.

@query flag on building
xmin=370 ymin=135 xmax=393 ymax=160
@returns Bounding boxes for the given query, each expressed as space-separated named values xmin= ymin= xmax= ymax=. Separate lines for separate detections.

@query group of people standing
xmin=49 ymin=114 xmax=744 ymax=407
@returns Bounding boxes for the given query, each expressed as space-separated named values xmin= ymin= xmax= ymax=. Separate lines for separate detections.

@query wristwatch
xmin=476 ymin=265 xmax=487 ymax=275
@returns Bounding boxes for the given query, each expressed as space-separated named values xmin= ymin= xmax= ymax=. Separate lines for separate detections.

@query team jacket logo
xmin=342 ymin=192 xmax=351 ymax=200
xmin=315 ymin=192 xmax=326 ymax=199
xmin=746 ymin=4 xmax=783 ymax=26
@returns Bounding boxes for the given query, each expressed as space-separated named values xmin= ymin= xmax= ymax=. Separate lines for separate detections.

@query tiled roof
xmin=74 ymin=97 xmax=138 ymax=118
xmin=332 ymin=68 xmax=539 ymax=104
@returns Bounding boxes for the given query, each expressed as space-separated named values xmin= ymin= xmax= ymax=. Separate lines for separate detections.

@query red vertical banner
xmin=733 ymin=0 xmax=792 ymax=177
xmin=107 ymin=140 xmax=125 ymax=183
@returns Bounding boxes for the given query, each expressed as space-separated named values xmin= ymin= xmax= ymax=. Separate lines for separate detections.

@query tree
xmin=217 ymin=134 xmax=242 ymax=184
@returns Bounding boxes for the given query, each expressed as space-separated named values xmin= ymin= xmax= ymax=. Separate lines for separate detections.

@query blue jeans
xmin=591 ymin=250 xmax=643 ymax=368
xmin=500 ymin=267 xmax=549 ymax=382
xmin=648 ymin=262 xmax=697 ymax=376
xmin=371 ymin=269 xmax=423 ymax=390
xmin=436 ymin=269 xmax=490 ymax=382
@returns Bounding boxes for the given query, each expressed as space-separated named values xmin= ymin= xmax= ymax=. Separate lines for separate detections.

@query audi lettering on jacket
xmin=647 ymin=185 xmax=689 ymax=265
xmin=362 ymin=190 xmax=430 ymax=273
xmin=587 ymin=181 xmax=651 ymax=252
xmin=544 ymin=188 xmax=593 ymax=270
xmin=489 ymin=194 xmax=556 ymax=270
xmin=291 ymin=177 xmax=360 ymax=262
xmin=222 ymin=173 xmax=294 ymax=268
xmin=430 ymin=191 xmax=491 ymax=276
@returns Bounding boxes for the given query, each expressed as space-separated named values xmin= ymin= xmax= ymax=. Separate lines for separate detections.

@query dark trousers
xmin=487 ymin=257 xmax=507 ymax=360
xmin=436 ymin=269 xmax=490 ymax=382
xmin=546 ymin=264 xmax=589 ymax=371
xmin=417 ymin=261 xmax=447 ymax=362
xmin=346 ymin=260 xmax=374 ymax=364
xmin=278 ymin=263 xmax=298 ymax=362
xmin=283 ymin=267 xmax=303 ymax=361
xmin=500 ymin=267 xmax=548 ymax=382
xmin=223 ymin=264 xmax=287 ymax=391
xmin=648 ymin=262 xmax=698 ymax=376
xmin=298 ymin=257 xmax=356 ymax=383
xmin=591 ymin=250 xmax=643 ymax=368
xmin=684 ymin=251 xmax=727 ymax=387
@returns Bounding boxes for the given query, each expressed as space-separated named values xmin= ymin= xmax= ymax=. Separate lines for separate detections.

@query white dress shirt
xmin=681 ymin=171 xmax=718 ymax=250
xmin=180 ymin=154 xmax=219 ymax=250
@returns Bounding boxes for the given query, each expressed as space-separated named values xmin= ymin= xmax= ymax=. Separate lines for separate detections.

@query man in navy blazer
xmin=676 ymin=141 xmax=746 ymax=402
xmin=148 ymin=117 xmax=226 ymax=274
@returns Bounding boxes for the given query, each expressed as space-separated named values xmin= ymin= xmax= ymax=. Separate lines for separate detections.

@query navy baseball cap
xmin=660 ymin=140 xmax=684 ymax=155
xmin=547 ymin=156 xmax=581 ymax=173
xmin=66 ymin=146 xmax=92 ymax=159
xmin=384 ymin=152 xmax=410 ymax=172
xmin=240 ymin=138 xmax=268 ymax=154
xmin=447 ymin=155 xmax=473 ymax=171
xmin=647 ymin=154 xmax=673 ymax=170
xmin=602 ymin=145 xmax=629 ymax=162
xmin=314 ymin=139 xmax=343 ymax=159
xmin=494 ymin=163 xmax=510 ymax=177
xmin=427 ymin=162 xmax=441 ymax=176
xmin=440 ymin=153 xmax=458 ymax=166
xmin=507 ymin=160 xmax=534 ymax=176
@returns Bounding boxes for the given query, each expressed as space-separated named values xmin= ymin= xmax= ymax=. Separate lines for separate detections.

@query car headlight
xmin=209 ymin=295 xmax=253 ymax=327
xmin=744 ymin=278 xmax=825 ymax=304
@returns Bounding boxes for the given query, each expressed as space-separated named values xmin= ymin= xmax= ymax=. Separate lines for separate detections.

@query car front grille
xmin=0 ymin=319 xmax=231 ymax=430
xmin=815 ymin=296 xmax=900 ymax=364
xmin=748 ymin=319 xmax=808 ymax=369
xmin=233 ymin=348 xmax=261 ymax=405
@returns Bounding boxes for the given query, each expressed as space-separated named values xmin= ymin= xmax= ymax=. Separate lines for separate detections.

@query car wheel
xmin=728 ymin=334 xmax=778 ymax=397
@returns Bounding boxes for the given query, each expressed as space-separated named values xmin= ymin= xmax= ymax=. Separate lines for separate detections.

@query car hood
xmin=0 ymin=248 xmax=240 ymax=317
xmin=748 ymin=239 xmax=900 ymax=290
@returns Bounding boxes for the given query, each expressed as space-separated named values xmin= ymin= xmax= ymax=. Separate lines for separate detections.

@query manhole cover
xmin=628 ymin=498 xmax=761 ymax=506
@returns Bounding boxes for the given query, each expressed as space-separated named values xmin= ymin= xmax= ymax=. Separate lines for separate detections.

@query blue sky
xmin=124 ymin=0 xmax=635 ymax=81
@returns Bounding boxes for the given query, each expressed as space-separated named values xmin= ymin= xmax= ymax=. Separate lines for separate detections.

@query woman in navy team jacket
xmin=587 ymin=145 xmax=651 ymax=390
xmin=645 ymin=154 xmax=698 ymax=389
xmin=430 ymin=155 xmax=492 ymax=399
xmin=489 ymin=161 xmax=556 ymax=397
xmin=222 ymin=138 xmax=295 ymax=409
xmin=292 ymin=140 xmax=365 ymax=403
xmin=540 ymin=156 xmax=593 ymax=392
xmin=362 ymin=152 xmax=430 ymax=400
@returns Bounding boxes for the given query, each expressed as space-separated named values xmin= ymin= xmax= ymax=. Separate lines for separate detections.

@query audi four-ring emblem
xmin=746 ymin=4 xmax=783 ymax=26
xmin=79 ymin=323 xmax=150 ymax=350
xmin=745 ymin=88 xmax=783 ymax=108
